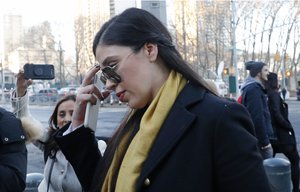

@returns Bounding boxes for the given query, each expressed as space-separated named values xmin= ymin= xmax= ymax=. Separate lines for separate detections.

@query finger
xmin=76 ymin=92 xmax=98 ymax=105
xmin=80 ymin=83 xmax=111 ymax=100
xmin=77 ymin=84 xmax=99 ymax=103
xmin=93 ymin=88 xmax=111 ymax=100
xmin=16 ymin=71 xmax=25 ymax=81
xmin=77 ymin=84 xmax=95 ymax=94
xmin=16 ymin=71 xmax=22 ymax=78
xmin=27 ymin=79 xmax=33 ymax=86
xmin=81 ymin=64 xmax=101 ymax=87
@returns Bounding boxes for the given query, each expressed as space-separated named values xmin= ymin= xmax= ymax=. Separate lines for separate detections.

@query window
xmin=151 ymin=2 xmax=159 ymax=7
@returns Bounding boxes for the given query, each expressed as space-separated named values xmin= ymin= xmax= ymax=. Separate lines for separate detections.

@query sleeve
xmin=11 ymin=90 xmax=30 ymax=118
xmin=244 ymin=88 xmax=269 ymax=147
xmin=268 ymin=93 xmax=293 ymax=130
xmin=55 ymin=124 xmax=101 ymax=191
xmin=214 ymin=102 xmax=271 ymax=192
xmin=11 ymin=90 xmax=44 ymax=143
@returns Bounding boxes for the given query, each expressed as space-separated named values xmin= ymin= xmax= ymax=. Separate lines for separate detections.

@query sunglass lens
xmin=100 ymin=72 xmax=107 ymax=84
xmin=101 ymin=67 xmax=122 ymax=84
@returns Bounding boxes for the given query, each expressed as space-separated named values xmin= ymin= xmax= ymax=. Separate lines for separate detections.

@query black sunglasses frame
xmin=100 ymin=65 xmax=122 ymax=84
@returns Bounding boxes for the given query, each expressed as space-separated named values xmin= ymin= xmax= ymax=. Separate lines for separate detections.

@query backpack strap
xmin=237 ymin=91 xmax=246 ymax=105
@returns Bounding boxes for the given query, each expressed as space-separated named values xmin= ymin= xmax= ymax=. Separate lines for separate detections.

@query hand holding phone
xmin=83 ymin=75 xmax=102 ymax=131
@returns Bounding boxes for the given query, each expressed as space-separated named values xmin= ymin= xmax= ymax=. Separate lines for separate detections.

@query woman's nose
xmin=64 ymin=113 xmax=72 ymax=122
xmin=105 ymin=80 xmax=117 ymax=90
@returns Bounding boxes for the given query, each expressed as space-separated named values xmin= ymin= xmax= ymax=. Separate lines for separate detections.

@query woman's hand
xmin=72 ymin=64 xmax=111 ymax=128
xmin=16 ymin=70 xmax=32 ymax=97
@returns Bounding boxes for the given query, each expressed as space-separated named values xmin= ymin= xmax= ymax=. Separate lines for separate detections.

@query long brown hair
xmin=43 ymin=94 xmax=76 ymax=162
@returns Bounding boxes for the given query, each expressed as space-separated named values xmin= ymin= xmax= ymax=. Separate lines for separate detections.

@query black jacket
xmin=0 ymin=107 xmax=27 ymax=192
xmin=56 ymin=82 xmax=271 ymax=192
xmin=268 ymin=91 xmax=296 ymax=146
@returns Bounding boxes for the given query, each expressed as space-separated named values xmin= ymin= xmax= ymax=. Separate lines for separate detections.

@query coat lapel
xmin=136 ymin=82 xmax=206 ymax=189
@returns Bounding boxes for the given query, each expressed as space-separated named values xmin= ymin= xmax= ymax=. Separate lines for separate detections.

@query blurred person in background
xmin=11 ymin=71 xmax=106 ymax=192
xmin=281 ymin=86 xmax=287 ymax=101
xmin=239 ymin=61 xmax=275 ymax=159
xmin=266 ymin=72 xmax=299 ymax=192
xmin=55 ymin=8 xmax=271 ymax=192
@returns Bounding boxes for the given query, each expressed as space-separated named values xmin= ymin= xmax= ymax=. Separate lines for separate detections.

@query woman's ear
xmin=143 ymin=43 xmax=158 ymax=62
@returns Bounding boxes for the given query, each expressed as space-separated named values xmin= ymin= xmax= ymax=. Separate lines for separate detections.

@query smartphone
xmin=84 ymin=74 xmax=102 ymax=131
xmin=24 ymin=63 xmax=55 ymax=80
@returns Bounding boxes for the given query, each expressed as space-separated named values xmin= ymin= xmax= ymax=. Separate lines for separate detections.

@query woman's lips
xmin=116 ymin=91 xmax=126 ymax=102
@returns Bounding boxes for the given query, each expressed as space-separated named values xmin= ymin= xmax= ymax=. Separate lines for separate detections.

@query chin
xmin=128 ymin=101 xmax=147 ymax=109
xmin=128 ymin=103 xmax=140 ymax=109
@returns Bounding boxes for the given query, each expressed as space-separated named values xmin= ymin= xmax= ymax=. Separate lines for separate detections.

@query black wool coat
xmin=268 ymin=91 xmax=296 ymax=146
xmin=0 ymin=107 xmax=27 ymax=192
xmin=56 ymin=82 xmax=271 ymax=192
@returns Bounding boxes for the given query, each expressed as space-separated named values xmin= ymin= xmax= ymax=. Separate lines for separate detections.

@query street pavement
xmin=278 ymin=98 xmax=300 ymax=157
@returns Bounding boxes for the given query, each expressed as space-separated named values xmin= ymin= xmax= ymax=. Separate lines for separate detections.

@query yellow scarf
xmin=102 ymin=70 xmax=186 ymax=192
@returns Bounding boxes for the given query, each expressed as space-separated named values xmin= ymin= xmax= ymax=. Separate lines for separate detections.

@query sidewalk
xmin=287 ymin=97 xmax=297 ymax=101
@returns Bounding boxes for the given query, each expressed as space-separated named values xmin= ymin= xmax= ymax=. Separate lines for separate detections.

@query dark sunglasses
xmin=99 ymin=64 xmax=122 ymax=84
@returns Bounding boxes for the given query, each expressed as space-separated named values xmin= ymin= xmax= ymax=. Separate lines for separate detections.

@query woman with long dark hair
xmin=11 ymin=71 xmax=106 ymax=192
xmin=55 ymin=8 xmax=271 ymax=192
xmin=266 ymin=72 xmax=300 ymax=192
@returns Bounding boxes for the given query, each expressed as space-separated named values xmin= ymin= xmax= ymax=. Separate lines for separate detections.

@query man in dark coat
xmin=0 ymin=107 xmax=27 ymax=192
xmin=281 ymin=86 xmax=287 ymax=100
xmin=240 ymin=61 xmax=275 ymax=159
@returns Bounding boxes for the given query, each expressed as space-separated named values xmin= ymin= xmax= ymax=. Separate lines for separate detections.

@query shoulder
xmin=186 ymin=92 xmax=256 ymax=137
xmin=0 ymin=107 xmax=15 ymax=119
xmin=244 ymin=82 xmax=263 ymax=92
xmin=177 ymin=82 xmax=250 ymax=120
xmin=244 ymin=83 xmax=265 ymax=98
xmin=0 ymin=107 xmax=26 ymax=144
xmin=191 ymin=91 xmax=249 ymax=119
xmin=0 ymin=108 xmax=20 ymax=130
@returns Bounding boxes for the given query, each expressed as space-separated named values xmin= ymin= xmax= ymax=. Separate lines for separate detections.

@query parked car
xmin=58 ymin=86 xmax=78 ymax=98
xmin=205 ymin=79 xmax=228 ymax=97
xmin=30 ymin=88 xmax=58 ymax=102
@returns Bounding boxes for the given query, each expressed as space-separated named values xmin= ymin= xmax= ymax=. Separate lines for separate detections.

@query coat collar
xmin=136 ymin=82 xmax=206 ymax=189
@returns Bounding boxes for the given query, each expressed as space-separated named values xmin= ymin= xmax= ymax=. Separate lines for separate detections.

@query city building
xmin=74 ymin=0 xmax=110 ymax=74
xmin=1 ymin=11 xmax=60 ymax=80
xmin=73 ymin=0 xmax=137 ymax=79
xmin=2 ymin=12 xmax=23 ymax=71
xmin=141 ymin=0 xmax=167 ymax=26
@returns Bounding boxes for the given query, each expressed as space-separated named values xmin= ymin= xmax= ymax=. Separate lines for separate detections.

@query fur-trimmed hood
xmin=20 ymin=116 xmax=44 ymax=144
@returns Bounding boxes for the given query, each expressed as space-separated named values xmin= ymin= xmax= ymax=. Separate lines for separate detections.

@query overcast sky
xmin=0 ymin=0 xmax=75 ymax=56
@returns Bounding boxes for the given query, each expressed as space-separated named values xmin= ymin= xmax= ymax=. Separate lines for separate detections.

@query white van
xmin=214 ymin=80 xmax=228 ymax=97
xmin=205 ymin=79 xmax=228 ymax=97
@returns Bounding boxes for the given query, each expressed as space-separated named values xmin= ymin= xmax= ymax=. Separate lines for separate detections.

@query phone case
xmin=24 ymin=63 xmax=55 ymax=80
xmin=83 ymin=75 xmax=102 ymax=131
